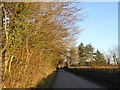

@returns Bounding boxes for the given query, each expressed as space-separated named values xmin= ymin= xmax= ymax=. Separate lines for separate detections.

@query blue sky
xmin=76 ymin=2 xmax=118 ymax=53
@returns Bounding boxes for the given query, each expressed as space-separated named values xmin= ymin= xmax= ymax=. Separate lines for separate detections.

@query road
xmin=53 ymin=69 xmax=105 ymax=88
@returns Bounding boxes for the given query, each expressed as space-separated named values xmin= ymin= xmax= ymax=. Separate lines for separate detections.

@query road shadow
xmin=63 ymin=67 xmax=120 ymax=88
xmin=32 ymin=70 xmax=57 ymax=89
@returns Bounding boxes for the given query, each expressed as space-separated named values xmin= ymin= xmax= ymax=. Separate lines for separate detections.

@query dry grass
xmin=70 ymin=66 xmax=119 ymax=69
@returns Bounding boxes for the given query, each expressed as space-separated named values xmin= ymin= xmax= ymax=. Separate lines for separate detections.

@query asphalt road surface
xmin=53 ymin=69 xmax=105 ymax=88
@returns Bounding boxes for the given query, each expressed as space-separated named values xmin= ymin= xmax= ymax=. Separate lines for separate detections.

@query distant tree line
xmin=78 ymin=43 xmax=106 ymax=66
xmin=104 ymin=47 xmax=120 ymax=67
xmin=68 ymin=43 xmax=119 ymax=67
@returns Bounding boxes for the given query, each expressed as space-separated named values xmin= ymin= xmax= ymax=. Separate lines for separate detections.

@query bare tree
xmin=2 ymin=2 xmax=82 ymax=88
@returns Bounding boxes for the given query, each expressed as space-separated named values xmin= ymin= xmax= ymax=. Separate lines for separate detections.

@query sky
xmin=76 ymin=2 xmax=118 ymax=53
